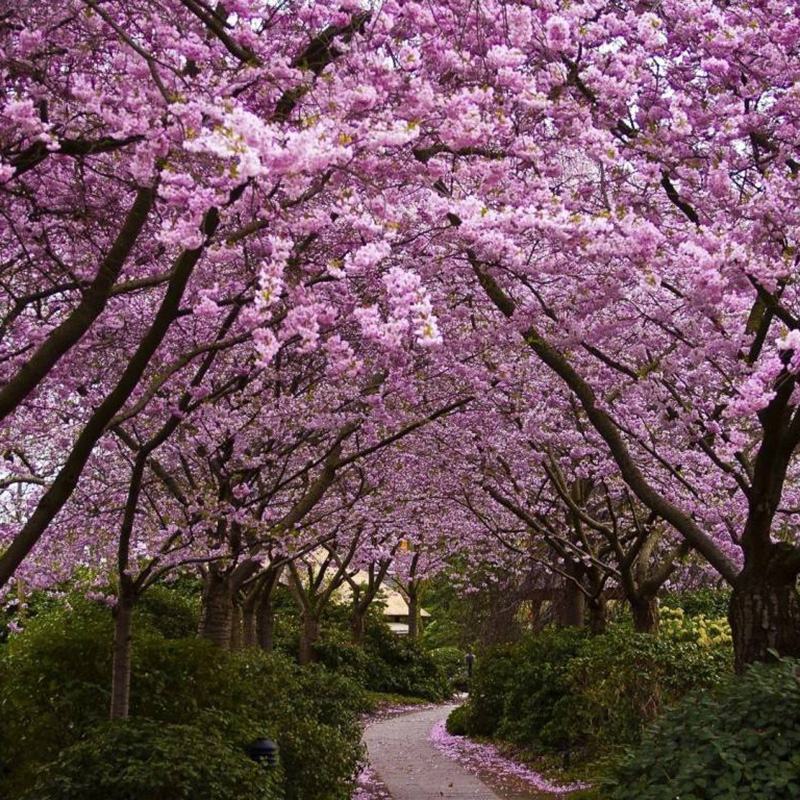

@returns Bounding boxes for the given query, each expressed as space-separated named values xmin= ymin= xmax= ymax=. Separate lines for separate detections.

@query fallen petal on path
xmin=429 ymin=721 xmax=589 ymax=796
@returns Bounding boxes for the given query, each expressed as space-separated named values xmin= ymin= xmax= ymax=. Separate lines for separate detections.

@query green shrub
xmin=495 ymin=627 xmax=588 ymax=750
xmin=557 ymin=622 xmax=730 ymax=754
xmin=315 ymin=634 xmax=373 ymax=686
xmin=605 ymin=658 xmax=800 ymax=800
xmin=446 ymin=704 xmax=469 ymax=736
xmin=456 ymin=619 xmax=732 ymax=760
xmin=662 ymin=588 xmax=731 ymax=618
xmin=363 ymin=624 xmax=450 ymax=700
xmin=136 ymin=583 xmax=200 ymax=638
xmin=232 ymin=654 xmax=367 ymax=800
xmin=0 ymin=599 xmax=111 ymax=792
xmin=24 ymin=718 xmax=282 ymax=800
xmin=461 ymin=642 xmax=520 ymax=736
xmin=429 ymin=646 xmax=467 ymax=692
xmin=0 ymin=600 xmax=366 ymax=800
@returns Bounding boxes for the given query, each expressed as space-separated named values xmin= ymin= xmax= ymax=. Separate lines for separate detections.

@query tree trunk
xmin=256 ymin=594 xmax=275 ymax=652
xmin=350 ymin=606 xmax=367 ymax=645
xmin=110 ymin=592 xmax=135 ymax=720
xmin=630 ymin=595 xmax=660 ymax=633
xmin=558 ymin=578 xmax=585 ymax=628
xmin=242 ymin=599 xmax=258 ymax=648
xmin=199 ymin=571 xmax=234 ymax=648
xmin=408 ymin=586 xmax=420 ymax=640
xmin=298 ymin=613 xmax=320 ymax=665
xmin=729 ymin=549 xmax=800 ymax=672
xmin=588 ymin=594 xmax=607 ymax=634
xmin=230 ymin=603 xmax=244 ymax=650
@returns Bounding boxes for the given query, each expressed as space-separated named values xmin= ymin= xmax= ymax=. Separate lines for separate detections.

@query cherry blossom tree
xmin=4 ymin=0 xmax=800 ymax=675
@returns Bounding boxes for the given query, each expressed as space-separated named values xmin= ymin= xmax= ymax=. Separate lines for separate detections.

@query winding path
xmin=363 ymin=704 xmax=502 ymax=800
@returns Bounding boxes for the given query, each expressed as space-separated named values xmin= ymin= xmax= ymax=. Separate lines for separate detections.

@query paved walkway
xmin=363 ymin=704 xmax=502 ymax=800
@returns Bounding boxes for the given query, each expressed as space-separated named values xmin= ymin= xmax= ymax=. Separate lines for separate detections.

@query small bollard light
xmin=246 ymin=738 xmax=279 ymax=768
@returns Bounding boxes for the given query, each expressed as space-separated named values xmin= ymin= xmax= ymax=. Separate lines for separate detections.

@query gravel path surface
xmin=363 ymin=704 xmax=502 ymax=800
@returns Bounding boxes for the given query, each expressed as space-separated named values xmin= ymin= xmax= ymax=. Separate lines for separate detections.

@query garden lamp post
xmin=246 ymin=738 xmax=279 ymax=768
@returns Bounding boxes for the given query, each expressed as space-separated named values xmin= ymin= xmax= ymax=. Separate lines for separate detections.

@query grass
xmin=364 ymin=691 xmax=433 ymax=710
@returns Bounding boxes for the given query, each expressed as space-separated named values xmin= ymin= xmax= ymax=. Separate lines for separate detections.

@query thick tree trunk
xmin=729 ymin=550 xmax=800 ymax=672
xmin=630 ymin=595 xmax=660 ymax=634
xmin=110 ymin=593 xmax=135 ymax=720
xmin=298 ymin=613 xmax=320 ymax=665
xmin=350 ymin=606 xmax=367 ymax=645
xmin=558 ymin=578 xmax=585 ymax=628
xmin=230 ymin=603 xmax=244 ymax=650
xmin=242 ymin=600 xmax=258 ymax=648
xmin=256 ymin=594 xmax=275 ymax=652
xmin=199 ymin=571 xmax=234 ymax=648
xmin=588 ymin=594 xmax=607 ymax=634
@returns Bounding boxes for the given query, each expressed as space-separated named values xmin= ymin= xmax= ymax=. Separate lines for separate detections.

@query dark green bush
xmin=461 ymin=642 xmax=519 ymax=736
xmin=662 ymin=588 xmax=731 ymax=618
xmin=446 ymin=704 xmax=469 ymax=736
xmin=0 ymin=598 xmax=111 ymax=792
xmin=315 ymin=633 xmax=373 ymax=687
xmin=496 ymin=627 xmax=588 ymax=750
xmin=456 ymin=619 xmax=731 ymax=759
xmin=231 ymin=653 xmax=367 ymax=800
xmin=317 ymin=617 xmax=452 ymax=701
xmin=556 ymin=623 xmax=730 ymax=753
xmin=24 ymin=718 xmax=282 ymax=800
xmin=605 ymin=658 xmax=800 ymax=800
xmin=0 ymin=599 xmax=366 ymax=800
xmin=136 ymin=583 xmax=200 ymax=638
xmin=429 ymin=646 xmax=467 ymax=691
xmin=363 ymin=623 xmax=450 ymax=700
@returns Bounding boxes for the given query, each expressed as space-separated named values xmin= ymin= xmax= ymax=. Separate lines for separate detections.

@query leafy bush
xmin=446 ymin=704 xmax=469 ymax=736
xmin=230 ymin=653 xmax=367 ymax=800
xmin=662 ymin=587 xmax=731 ymax=618
xmin=495 ymin=627 xmax=588 ymax=750
xmin=24 ymin=718 xmax=282 ymax=800
xmin=606 ymin=658 xmax=800 ymax=800
xmin=455 ymin=617 xmax=732 ymax=760
xmin=136 ymin=583 xmax=200 ymax=638
xmin=460 ymin=641 xmax=520 ymax=736
xmin=313 ymin=619 xmax=450 ymax=700
xmin=557 ymin=621 xmax=731 ymax=754
xmin=0 ymin=600 xmax=366 ymax=800
xmin=363 ymin=623 xmax=451 ymax=700
xmin=0 ymin=598 xmax=112 ymax=792
xmin=315 ymin=633 xmax=374 ymax=686
xmin=429 ymin=646 xmax=467 ymax=692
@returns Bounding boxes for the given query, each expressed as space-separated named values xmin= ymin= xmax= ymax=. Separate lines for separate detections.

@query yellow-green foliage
xmin=659 ymin=606 xmax=732 ymax=647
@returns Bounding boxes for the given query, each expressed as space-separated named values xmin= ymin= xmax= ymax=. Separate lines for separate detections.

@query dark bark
xmin=230 ymin=603 xmax=244 ymax=650
xmin=350 ymin=606 xmax=367 ymax=644
xmin=588 ymin=594 xmax=608 ymax=634
xmin=298 ymin=613 xmax=320 ymax=665
xmin=0 ymin=186 xmax=155 ymax=421
xmin=256 ymin=593 xmax=276 ymax=652
xmin=110 ymin=588 xmax=135 ymax=720
xmin=0 ymin=208 xmax=219 ymax=589
xmin=729 ymin=545 xmax=800 ymax=672
xmin=558 ymin=576 xmax=586 ymax=628
xmin=242 ymin=591 xmax=259 ymax=648
xmin=199 ymin=570 xmax=234 ymax=648
xmin=407 ymin=585 xmax=420 ymax=640
xmin=255 ymin=568 xmax=283 ymax=652
xmin=630 ymin=595 xmax=660 ymax=634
